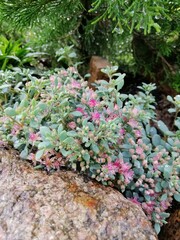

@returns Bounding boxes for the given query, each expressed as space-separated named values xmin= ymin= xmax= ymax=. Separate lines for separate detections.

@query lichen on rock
xmin=0 ymin=149 xmax=157 ymax=240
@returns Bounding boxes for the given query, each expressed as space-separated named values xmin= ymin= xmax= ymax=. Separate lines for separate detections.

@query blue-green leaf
xmin=40 ymin=126 xmax=51 ymax=136
xmin=4 ymin=107 xmax=16 ymax=116
xmin=58 ymin=124 xmax=63 ymax=135
xmin=59 ymin=130 xmax=68 ymax=141
xmin=160 ymin=193 xmax=167 ymax=201
xmin=91 ymin=143 xmax=99 ymax=153
xmin=35 ymin=149 xmax=44 ymax=160
xmin=155 ymin=182 xmax=162 ymax=192
xmin=20 ymin=147 xmax=28 ymax=159
xmin=61 ymin=148 xmax=72 ymax=157
xmin=71 ymin=111 xmax=83 ymax=117
xmin=163 ymin=165 xmax=172 ymax=179
xmin=82 ymin=152 xmax=90 ymax=161
xmin=154 ymin=223 xmax=160 ymax=234
xmin=152 ymin=134 xmax=161 ymax=146
xmin=174 ymin=193 xmax=180 ymax=202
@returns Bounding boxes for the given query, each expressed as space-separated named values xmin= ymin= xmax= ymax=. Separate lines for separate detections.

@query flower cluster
xmin=0 ymin=66 xmax=179 ymax=234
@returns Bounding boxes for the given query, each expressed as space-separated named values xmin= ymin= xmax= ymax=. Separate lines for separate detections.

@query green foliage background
xmin=0 ymin=0 xmax=179 ymax=91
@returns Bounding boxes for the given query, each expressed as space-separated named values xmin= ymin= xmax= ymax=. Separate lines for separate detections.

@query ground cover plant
xmin=0 ymin=66 xmax=179 ymax=234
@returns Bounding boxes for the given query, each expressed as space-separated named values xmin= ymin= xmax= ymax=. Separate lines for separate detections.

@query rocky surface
xmin=0 ymin=148 xmax=157 ymax=240
xmin=88 ymin=56 xmax=111 ymax=89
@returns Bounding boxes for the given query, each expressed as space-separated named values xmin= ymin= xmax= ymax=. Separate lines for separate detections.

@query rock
xmin=88 ymin=56 xmax=111 ymax=89
xmin=0 ymin=149 xmax=157 ymax=240
xmin=159 ymin=209 xmax=180 ymax=240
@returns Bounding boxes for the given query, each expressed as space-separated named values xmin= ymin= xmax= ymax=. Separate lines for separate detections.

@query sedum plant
xmin=0 ymin=66 xmax=179 ymax=234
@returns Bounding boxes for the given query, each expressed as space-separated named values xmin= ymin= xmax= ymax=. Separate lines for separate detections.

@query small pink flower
xmin=119 ymin=161 xmax=131 ymax=173
xmin=89 ymin=89 xmax=97 ymax=99
xmin=128 ymin=196 xmax=141 ymax=206
xmin=88 ymin=98 xmax=98 ymax=108
xmin=68 ymin=66 xmax=76 ymax=73
xmin=124 ymin=169 xmax=134 ymax=183
xmin=140 ymin=153 xmax=145 ymax=160
xmin=50 ymin=75 xmax=55 ymax=83
xmin=136 ymin=146 xmax=143 ymax=155
xmin=134 ymin=130 xmax=141 ymax=138
xmin=106 ymin=108 xmax=112 ymax=115
xmin=68 ymin=89 xmax=77 ymax=95
xmin=50 ymin=75 xmax=62 ymax=88
xmin=102 ymin=161 xmax=119 ymax=175
xmin=53 ymin=161 xmax=61 ymax=169
xmin=68 ymin=121 xmax=76 ymax=129
xmin=60 ymin=69 xmax=68 ymax=76
xmin=106 ymin=113 xmax=118 ymax=121
xmin=128 ymin=119 xmax=138 ymax=128
xmin=28 ymin=153 xmax=36 ymax=160
xmin=76 ymin=107 xmax=84 ymax=114
xmin=114 ymin=104 xmax=119 ymax=111
xmin=153 ymin=153 xmax=161 ymax=161
xmin=132 ymin=108 xmax=139 ymax=116
xmin=71 ymin=80 xmax=81 ymax=89
xmin=11 ymin=124 xmax=21 ymax=136
xmin=142 ymin=201 xmax=155 ymax=215
xmin=29 ymin=132 xmax=41 ymax=142
xmin=119 ymin=128 xmax=125 ymax=135
xmin=160 ymin=201 xmax=169 ymax=211
xmin=91 ymin=111 xmax=101 ymax=121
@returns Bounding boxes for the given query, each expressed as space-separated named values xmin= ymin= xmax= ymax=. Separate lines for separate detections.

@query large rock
xmin=88 ymin=56 xmax=111 ymax=89
xmin=0 ymin=148 xmax=157 ymax=240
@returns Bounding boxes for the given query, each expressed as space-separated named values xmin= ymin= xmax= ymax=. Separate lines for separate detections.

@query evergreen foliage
xmin=0 ymin=0 xmax=179 ymax=90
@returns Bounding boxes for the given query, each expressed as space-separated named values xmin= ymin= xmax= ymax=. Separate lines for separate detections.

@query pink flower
xmin=134 ymin=130 xmax=141 ymax=138
xmin=119 ymin=161 xmax=131 ymax=173
xmin=119 ymin=128 xmax=125 ymax=135
xmin=68 ymin=66 xmax=76 ymax=73
xmin=88 ymin=98 xmax=98 ymax=108
xmin=160 ymin=201 xmax=169 ymax=211
xmin=60 ymin=69 xmax=68 ymax=76
xmin=142 ymin=201 xmax=155 ymax=215
xmin=53 ymin=161 xmax=61 ymax=169
xmin=128 ymin=119 xmax=138 ymax=128
xmin=118 ymin=160 xmax=134 ymax=183
xmin=29 ymin=132 xmax=41 ymax=142
xmin=50 ymin=75 xmax=55 ymax=83
xmin=76 ymin=107 xmax=84 ymax=114
xmin=153 ymin=153 xmax=161 ymax=161
xmin=136 ymin=146 xmax=143 ymax=155
xmin=68 ymin=121 xmax=76 ymax=129
xmin=124 ymin=169 xmax=134 ymax=183
xmin=91 ymin=111 xmax=101 ymax=121
xmin=102 ymin=161 xmax=120 ymax=175
xmin=50 ymin=75 xmax=62 ymax=88
xmin=106 ymin=108 xmax=112 ymax=115
xmin=132 ymin=108 xmax=139 ymax=116
xmin=71 ymin=80 xmax=81 ymax=89
xmin=128 ymin=197 xmax=141 ymax=206
xmin=28 ymin=153 xmax=35 ymax=160
xmin=114 ymin=104 xmax=119 ymax=111
xmin=106 ymin=113 xmax=118 ymax=121
xmin=11 ymin=124 xmax=21 ymax=136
